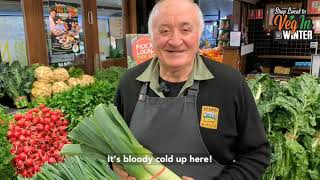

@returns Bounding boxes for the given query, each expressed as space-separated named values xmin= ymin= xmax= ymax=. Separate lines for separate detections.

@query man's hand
xmin=182 ymin=176 xmax=195 ymax=180
xmin=112 ymin=164 xmax=136 ymax=180
xmin=113 ymin=164 xmax=194 ymax=180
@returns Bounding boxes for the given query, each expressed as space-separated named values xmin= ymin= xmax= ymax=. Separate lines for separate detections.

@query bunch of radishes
xmin=7 ymin=104 xmax=71 ymax=178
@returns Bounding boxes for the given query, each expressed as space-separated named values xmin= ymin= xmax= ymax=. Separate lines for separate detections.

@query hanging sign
xmin=126 ymin=34 xmax=155 ymax=68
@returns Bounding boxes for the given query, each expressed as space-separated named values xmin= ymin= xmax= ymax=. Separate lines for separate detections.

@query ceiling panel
xmin=199 ymin=0 xmax=233 ymax=20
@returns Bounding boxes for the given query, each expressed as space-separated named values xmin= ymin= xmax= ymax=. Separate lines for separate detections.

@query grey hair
xmin=147 ymin=0 xmax=204 ymax=40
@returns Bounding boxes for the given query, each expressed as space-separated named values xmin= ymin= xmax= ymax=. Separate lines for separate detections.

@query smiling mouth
xmin=166 ymin=50 xmax=185 ymax=53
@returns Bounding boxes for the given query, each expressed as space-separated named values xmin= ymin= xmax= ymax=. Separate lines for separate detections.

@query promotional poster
xmin=126 ymin=34 xmax=155 ymax=68
xmin=49 ymin=1 xmax=80 ymax=55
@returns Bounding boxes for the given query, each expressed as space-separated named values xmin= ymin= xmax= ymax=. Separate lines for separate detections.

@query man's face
xmin=50 ymin=11 xmax=56 ymax=17
xmin=151 ymin=1 xmax=201 ymax=69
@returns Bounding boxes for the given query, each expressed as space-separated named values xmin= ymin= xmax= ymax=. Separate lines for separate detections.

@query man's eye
xmin=160 ymin=29 xmax=169 ymax=34
xmin=181 ymin=28 xmax=191 ymax=32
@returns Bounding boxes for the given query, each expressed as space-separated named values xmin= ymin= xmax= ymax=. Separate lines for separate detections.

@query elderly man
xmin=114 ymin=0 xmax=270 ymax=179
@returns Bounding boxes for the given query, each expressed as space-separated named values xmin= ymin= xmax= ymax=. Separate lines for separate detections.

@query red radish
xmin=34 ymin=165 xmax=40 ymax=172
xmin=14 ymin=113 xmax=23 ymax=121
xmin=25 ymin=159 xmax=33 ymax=167
xmin=7 ymin=131 xmax=13 ymax=138
xmin=13 ymin=131 xmax=21 ymax=138
xmin=8 ymin=106 xmax=69 ymax=178
xmin=39 ymin=104 xmax=46 ymax=109
xmin=16 ymin=120 xmax=25 ymax=127
xmin=36 ymin=124 xmax=43 ymax=131
xmin=42 ymin=107 xmax=49 ymax=114
xmin=44 ymin=125 xmax=50 ymax=131
xmin=32 ymin=117 xmax=39 ymax=124
xmin=19 ymin=153 xmax=27 ymax=160
xmin=19 ymin=135 xmax=26 ymax=142
xmin=16 ymin=160 xmax=24 ymax=168
xmin=21 ymin=170 xmax=28 ymax=177
xmin=23 ymin=146 xmax=31 ymax=154
xmin=51 ymin=115 xmax=58 ymax=122
xmin=48 ymin=157 xmax=56 ymax=164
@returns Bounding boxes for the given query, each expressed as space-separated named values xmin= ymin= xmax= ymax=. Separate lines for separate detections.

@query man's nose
xmin=168 ymin=31 xmax=183 ymax=46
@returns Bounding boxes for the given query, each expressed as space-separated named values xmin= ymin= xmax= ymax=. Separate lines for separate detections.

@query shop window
xmin=0 ymin=0 xmax=28 ymax=66
xmin=43 ymin=0 xmax=85 ymax=66
xmin=97 ymin=0 xmax=124 ymax=60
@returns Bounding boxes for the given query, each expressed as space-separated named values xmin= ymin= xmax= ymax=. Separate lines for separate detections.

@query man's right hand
xmin=112 ymin=164 xmax=136 ymax=180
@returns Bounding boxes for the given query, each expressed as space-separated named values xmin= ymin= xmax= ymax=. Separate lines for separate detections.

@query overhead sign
xmin=272 ymin=6 xmax=314 ymax=40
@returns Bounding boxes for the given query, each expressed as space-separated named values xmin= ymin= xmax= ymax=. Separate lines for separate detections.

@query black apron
xmin=130 ymin=81 xmax=224 ymax=179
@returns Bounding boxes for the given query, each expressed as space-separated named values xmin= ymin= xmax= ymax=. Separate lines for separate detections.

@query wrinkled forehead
xmin=152 ymin=3 xmax=199 ymax=27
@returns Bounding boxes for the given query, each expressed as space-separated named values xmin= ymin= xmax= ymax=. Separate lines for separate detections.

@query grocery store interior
xmin=0 ymin=0 xmax=319 ymax=78
xmin=0 ymin=0 xmax=320 ymax=179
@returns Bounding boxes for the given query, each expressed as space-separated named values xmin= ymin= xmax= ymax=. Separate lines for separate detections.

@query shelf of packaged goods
xmin=257 ymin=55 xmax=311 ymax=60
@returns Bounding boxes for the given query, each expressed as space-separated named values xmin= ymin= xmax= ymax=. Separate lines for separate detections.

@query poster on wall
xmin=311 ymin=17 xmax=320 ymax=34
xmin=307 ymin=0 xmax=320 ymax=14
xmin=126 ymin=34 xmax=155 ymax=68
xmin=49 ymin=1 xmax=80 ymax=55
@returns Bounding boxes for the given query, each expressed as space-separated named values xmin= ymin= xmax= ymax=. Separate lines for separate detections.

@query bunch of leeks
xmin=61 ymin=104 xmax=181 ymax=180
xmin=18 ymin=156 xmax=119 ymax=180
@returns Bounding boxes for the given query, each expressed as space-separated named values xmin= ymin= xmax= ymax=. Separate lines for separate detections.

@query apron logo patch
xmin=200 ymin=106 xmax=219 ymax=129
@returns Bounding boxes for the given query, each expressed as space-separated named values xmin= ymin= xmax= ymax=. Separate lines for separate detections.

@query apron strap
xmin=138 ymin=82 xmax=148 ymax=101
xmin=187 ymin=81 xmax=200 ymax=97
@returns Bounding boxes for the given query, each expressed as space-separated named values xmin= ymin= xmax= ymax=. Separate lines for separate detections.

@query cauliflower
xmin=35 ymin=66 xmax=54 ymax=83
xmin=31 ymin=81 xmax=52 ymax=98
xmin=53 ymin=68 xmax=69 ymax=81
xmin=79 ymin=74 xmax=95 ymax=86
xmin=52 ymin=81 xmax=70 ymax=94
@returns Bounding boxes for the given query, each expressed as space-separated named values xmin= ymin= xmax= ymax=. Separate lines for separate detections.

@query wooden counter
xmin=223 ymin=47 xmax=240 ymax=70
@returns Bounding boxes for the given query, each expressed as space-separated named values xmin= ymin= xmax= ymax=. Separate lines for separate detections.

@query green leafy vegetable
xmin=0 ymin=107 xmax=16 ymax=179
xmin=47 ymin=80 xmax=118 ymax=130
xmin=249 ymin=74 xmax=320 ymax=180
xmin=68 ymin=67 xmax=84 ymax=78
xmin=0 ymin=61 xmax=35 ymax=108
xmin=94 ymin=66 xmax=126 ymax=84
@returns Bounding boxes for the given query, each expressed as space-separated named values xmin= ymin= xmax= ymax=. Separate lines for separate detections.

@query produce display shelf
xmin=257 ymin=55 xmax=311 ymax=60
